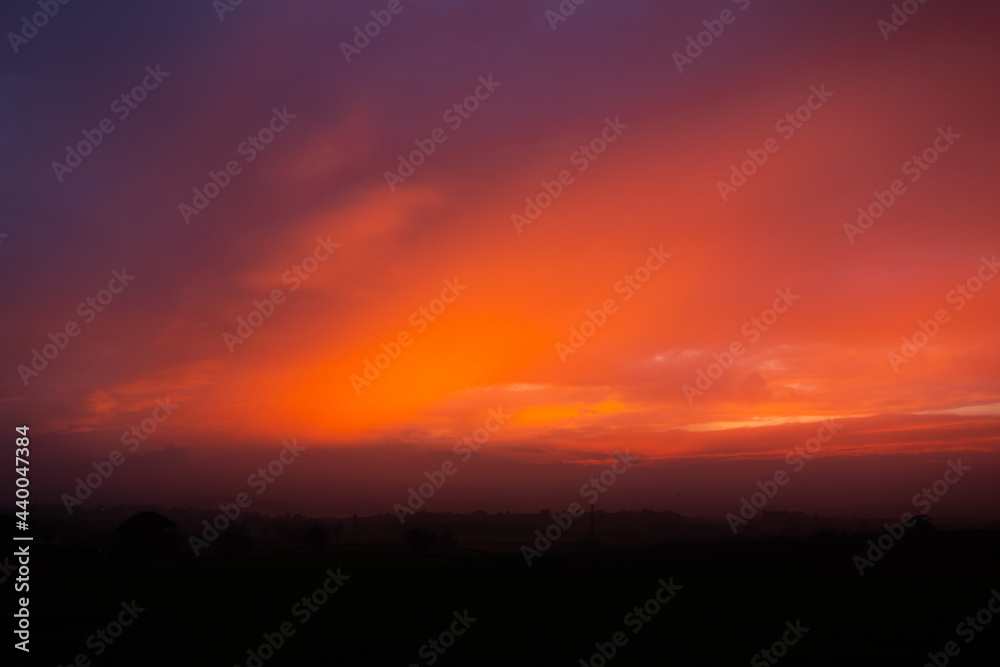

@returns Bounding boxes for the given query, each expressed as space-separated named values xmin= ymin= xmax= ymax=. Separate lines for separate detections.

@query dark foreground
xmin=9 ymin=517 xmax=1000 ymax=666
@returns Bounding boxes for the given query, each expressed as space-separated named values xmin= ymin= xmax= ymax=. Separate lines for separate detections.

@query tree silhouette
xmin=115 ymin=511 xmax=178 ymax=564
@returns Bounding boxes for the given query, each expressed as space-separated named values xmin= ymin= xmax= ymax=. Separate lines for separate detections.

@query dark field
xmin=12 ymin=510 xmax=1000 ymax=666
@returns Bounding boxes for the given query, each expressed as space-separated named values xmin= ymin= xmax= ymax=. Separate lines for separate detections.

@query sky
xmin=2 ymin=0 xmax=998 ymax=519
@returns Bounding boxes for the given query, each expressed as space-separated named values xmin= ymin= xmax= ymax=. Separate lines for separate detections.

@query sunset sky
xmin=2 ymin=0 xmax=998 ymax=518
